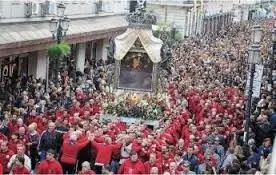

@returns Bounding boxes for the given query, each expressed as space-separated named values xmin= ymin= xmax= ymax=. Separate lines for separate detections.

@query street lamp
xmin=244 ymin=25 xmax=262 ymax=147
xmin=270 ymin=27 xmax=276 ymax=99
xmin=57 ymin=3 xmax=66 ymax=17
xmin=49 ymin=3 xmax=70 ymax=83
xmin=171 ymin=23 xmax=176 ymax=46
xmin=49 ymin=3 xmax=70 ymax=44
xmin=250 ymin=25 xmax=262 ymax=44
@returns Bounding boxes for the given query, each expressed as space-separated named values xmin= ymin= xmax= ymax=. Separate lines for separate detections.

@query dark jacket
xmin=38 ymin=130 xmax=60 ymax=152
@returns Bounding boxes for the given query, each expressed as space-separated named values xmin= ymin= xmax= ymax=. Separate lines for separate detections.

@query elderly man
xmin=38 ymin=122 xmax=61 ymax=160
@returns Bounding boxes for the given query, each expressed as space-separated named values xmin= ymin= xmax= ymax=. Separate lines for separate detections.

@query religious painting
xmin=118 ymin=52 xmax=154 ymax=91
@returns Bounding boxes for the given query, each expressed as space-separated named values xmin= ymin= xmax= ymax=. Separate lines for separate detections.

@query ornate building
xmin=0 ymin=0 xmax=129 ymax=80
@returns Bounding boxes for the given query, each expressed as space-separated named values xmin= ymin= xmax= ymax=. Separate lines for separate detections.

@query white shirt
xmin=8 ymin=154 xmax=32 ymax=171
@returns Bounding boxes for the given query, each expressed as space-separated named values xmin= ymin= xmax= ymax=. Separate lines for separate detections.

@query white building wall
xmin=148 ymin=2 xmax=202 ymax=38
xmin=204 ymin=0 xmax=234 ymax=16
xmin=0 ymin=0 xmax=128 ymax=19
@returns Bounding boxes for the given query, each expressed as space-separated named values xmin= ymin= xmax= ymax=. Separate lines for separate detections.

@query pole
xmin=45 ymin=56 xmax=49 ymax=92
xmin=56 ymin=22 xmax=62 ymax=83
xmin=244 ymin=63 xmax=255 ymax=145
xmin=271 ymin=40 xmax=276 ymax=99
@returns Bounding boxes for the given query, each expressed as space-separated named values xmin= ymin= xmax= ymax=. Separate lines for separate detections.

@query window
xmin=32 ymin=3 xmax=39 ymax=15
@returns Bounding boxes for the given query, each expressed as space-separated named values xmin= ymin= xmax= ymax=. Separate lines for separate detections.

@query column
xmin=76 ymin=43 xmax=86 ymax=72
xmin=183 ymin=8 xmax=187 ymax=37
xmin=185 ymin=9 xmax=189 ymax=37
xmin=210 ymin=18 xmax=213 ymax=33
xmin=192 ymin=7 xmax=197 ymax=34
xmin=96 ymin=39 xmax=103 ymax=59
xmin=186 ymin=9 xmax=191 ymax=36
xmin=214 ymin=16 xmax=217 ymax=32
xmin=206 ymin=18 xmax=210 ymax=34
xmin=102 ymin=38 xmax=108 ymax=61
xmin=36 ymin=50 xmax=47 ymax=79
xmin=194 ymin=7 xmax=199 ymax=34
xmin=28 ymin=52 xmax=38 ymax=77
xmin=189 ymin=9 xmax=193 ymax=35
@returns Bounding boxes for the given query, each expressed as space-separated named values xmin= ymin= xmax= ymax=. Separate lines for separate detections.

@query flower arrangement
xmin=103 ymin=93 xmax=168 ymax=120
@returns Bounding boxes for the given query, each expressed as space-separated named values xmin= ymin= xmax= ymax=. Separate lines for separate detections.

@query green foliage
xmin=156 ymin=21 xmax=170 ymax=31
xmin=48 ymin=42 xmax=71 ymax=58
xmin=153 ymin=21 xmax=183 ymax=44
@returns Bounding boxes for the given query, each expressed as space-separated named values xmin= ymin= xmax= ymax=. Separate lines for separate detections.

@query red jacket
xmin=0 ymin=149 xmax=14 ymax=173
xmin=60 ymin=139 xmax=90 ymax=165
xmin=144 ymin=161 xmax=163 ymax=174
xmin=118 ymin=159 xmax=146 ymax=174
xmin=78 ymin=170 xmax=96 ymax=175
xmin=11 ymin=165 xmax=30 ymax=174
xmin=0 ymin=162 xmax=3 ymax=175
xmin=36 ymin=160 xmax=63 ymax=174
xmin=92 ymin=141 xmax=122 ymax=165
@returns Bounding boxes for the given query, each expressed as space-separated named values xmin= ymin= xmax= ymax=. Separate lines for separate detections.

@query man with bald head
xmin=38 ymin=122 xmax=61 ymax=160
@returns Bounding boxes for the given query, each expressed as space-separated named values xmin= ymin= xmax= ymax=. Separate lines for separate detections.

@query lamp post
xmin=49 ymin=3 xmax=70 ymax=82
xmin=244 ymin=25 xmax=262 ymax=146
xmin=271 ymin=25 xmax=276 ymax=100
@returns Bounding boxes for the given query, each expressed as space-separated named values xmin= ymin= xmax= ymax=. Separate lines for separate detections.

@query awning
xmin=114 ymin=28 xmax=163 ymax=63
xmin=0 ymin=15 xmax=128 ymax=57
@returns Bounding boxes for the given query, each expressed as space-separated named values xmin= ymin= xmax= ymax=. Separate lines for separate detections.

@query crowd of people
xmin=0 ymin=19 xmax=275 ymax=175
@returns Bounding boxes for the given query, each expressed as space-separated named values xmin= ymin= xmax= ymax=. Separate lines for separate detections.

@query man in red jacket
xmin=60 ymin=132 xmax=91 ymax=174
xmin=10 ymin=156 xmax=30 ymax=175
xmin=91 ymin=135 xmax=123 ymax=174
xmin=118 ymin=151 xmax=146 ymax=174
xmin=36 ymin=149 xmax=63 ymax=174
xmin=144 ymin=153 xmax=163 ymax=174
xmin=0 ymin=141 xmax=14 ymax=174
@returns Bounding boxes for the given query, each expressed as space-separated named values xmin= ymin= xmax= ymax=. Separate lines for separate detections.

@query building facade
xmin=0 ymin=0 xmax=129 ymax=81
xmin=147 ymin=0 xmax=204 ymax=38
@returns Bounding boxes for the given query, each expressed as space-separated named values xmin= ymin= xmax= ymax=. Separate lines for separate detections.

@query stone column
xmin=102 ymin=38 xmax=109 ymax=61
xmin=96 ymin=39 xmax=103 ymax=59
xmin=185 ymin=9 xmax=189 ymax=37
xmin=206 ymin=18 xmax=210 ymax=34
xmin=190 ymin=8 xmax=194 ymax=35
xmin=183 ymin=8 xmax=187 ymax=37
xmin=186 ymin=9 xmax=190 ymax=36
xmin=214 ymin=16 xmax=217 ymax=33
xmin=28 ymin=52 xmax=38 ymax=77
xmin=36 ymin=50 xmax=48 ymax=79
xmin=76 ymin=43 xmax=86 ymax=73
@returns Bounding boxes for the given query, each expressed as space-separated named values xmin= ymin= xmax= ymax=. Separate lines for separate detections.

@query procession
xmin=0 ymin=0 xmax=275 ymax=175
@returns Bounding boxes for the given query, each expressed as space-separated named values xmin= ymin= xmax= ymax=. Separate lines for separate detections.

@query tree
xmin=47 ymin=42 xmax=71 ymax=58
